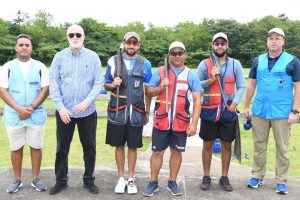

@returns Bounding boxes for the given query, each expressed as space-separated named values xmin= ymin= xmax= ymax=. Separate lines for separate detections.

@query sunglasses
xmin=68 ymin=33 xmax=82 ymax=38
xmin=125 ymin=40 xmax=139 ymax=46
xmin=213 ymin=41 xmax=227 ymax=47
xmin=169 ymin=51 xmax=185 ymax=57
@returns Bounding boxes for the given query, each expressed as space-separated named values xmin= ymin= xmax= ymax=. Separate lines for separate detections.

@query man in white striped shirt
xmin=49 ymin=24 xmax=104 ymax=195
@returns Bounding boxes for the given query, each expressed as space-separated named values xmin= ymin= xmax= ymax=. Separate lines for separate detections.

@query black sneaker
xmin=219 ymin=176 xmax=233 ymax=192
xmin=84 ymin=182 xmax=99 ymax=194
xmin=49 ymin=183 xmax=68 ymax=195
xmin=200 ymin=176 xmax=211 ymax=191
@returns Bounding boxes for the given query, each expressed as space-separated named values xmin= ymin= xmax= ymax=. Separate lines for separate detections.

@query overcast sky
xmin=1 ymin=0 xmax=299 ymax=27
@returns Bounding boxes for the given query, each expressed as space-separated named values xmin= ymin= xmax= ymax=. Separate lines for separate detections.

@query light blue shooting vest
xmin=252 ymin=52 xmax=294 ymax=119
xmin=3 ymin=59 xmax=47 ymax=126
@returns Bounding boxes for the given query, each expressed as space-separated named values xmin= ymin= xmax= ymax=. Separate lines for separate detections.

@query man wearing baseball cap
xmin=197 ymin=32 xmax=245 ymax=192
xmin=245 ymin=27 xmax=300 ymax=195
xmin=104 ymin=31 xmax=152 ymax=194
xmin=143 ymin=41 xmax=202 ymax=197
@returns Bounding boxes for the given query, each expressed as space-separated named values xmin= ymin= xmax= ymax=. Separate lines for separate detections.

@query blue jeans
xmin=54 ymin=111 xmax=97 ymax=184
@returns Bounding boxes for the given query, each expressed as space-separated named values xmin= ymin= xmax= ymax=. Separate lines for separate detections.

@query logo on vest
xmin=29 ymin=81 xmax=39 ymax=85
xmin=134 ymin=80 xmax=140 ymax=88
xmin=10 ymin=90 xmax=20 ymax=93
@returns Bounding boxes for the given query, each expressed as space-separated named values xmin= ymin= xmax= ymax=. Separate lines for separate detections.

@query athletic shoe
xmin=31 ymin=178 xmax=47 ymax=191
xmin=143 ymin=181 xmax=159 ymax=197
xmin=247 ymin=178 xmax=264 ymax=189
xmin=7 ymin=179 xmax=23 ymax=194
xmin=276 ymin=183 xmax=288 ymax=195
xmin=167 ymin=180 xmax=183 ymax=196
xmin=114 ymin=177 xmax=127 ymax=194
xmin=200 ymin=176 xmax=211 ymax=190
xmin=127 ymin=178 xmax=137 ymax=194
xmin=219 ymin=176 xmax=233 ymax=192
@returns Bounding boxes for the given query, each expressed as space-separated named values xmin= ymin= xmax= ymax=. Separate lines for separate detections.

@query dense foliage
xmin=1 ymin=11 xmax=300 ymax=68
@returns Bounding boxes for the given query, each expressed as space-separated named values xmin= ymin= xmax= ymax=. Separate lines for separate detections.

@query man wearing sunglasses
xmin=0 ymin=34 xmax=49 ymax=194
xmin=49 ymin=24 xmax=104 ymax=195
xmin=104 ymin=32 xmax=152 ymax=195
xmin=197 ymin=32 xmax=245 ymax=192
xmin=143 ymin=41 xmax=202 ymax=197
xmin=245 ymin=28 xmax=300 ymax=195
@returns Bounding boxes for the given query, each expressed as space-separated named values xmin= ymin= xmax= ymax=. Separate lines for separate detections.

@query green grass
xmin=214 ymin=122 xmax=300 ymax=177
xmin=0 ymin=117 xmax=151 ymax=168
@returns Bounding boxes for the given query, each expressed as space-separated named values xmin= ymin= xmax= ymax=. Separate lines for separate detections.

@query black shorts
xmin=152 ymin=128 xmax=187 ymax=152
xmin=199 ymin=119 xmax=236 ymax=142
xmin=106 ymin=121 xmax=143 ymax=148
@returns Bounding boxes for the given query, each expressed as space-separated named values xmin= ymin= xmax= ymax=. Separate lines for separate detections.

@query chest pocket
xmin=224 ymin=76 xmax=235 ymax=95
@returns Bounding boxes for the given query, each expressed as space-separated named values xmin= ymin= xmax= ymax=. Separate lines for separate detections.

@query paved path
xmin=1 ymin=98 xmax=299 ymax=199
xmin=1 ymin=134 xmax=299 ymax=199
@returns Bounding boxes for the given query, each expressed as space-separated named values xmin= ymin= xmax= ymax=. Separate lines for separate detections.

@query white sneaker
xmin=114 ymin=177 xmax=127 ymax=194
xmin=127 ymin=178 xmax=137 ymax=194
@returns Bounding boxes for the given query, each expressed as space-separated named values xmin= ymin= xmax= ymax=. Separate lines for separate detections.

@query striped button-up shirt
xmin=49 ymin=47 xmax=104 ymax=118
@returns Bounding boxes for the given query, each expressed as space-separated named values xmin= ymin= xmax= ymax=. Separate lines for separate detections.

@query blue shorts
xmin=152 ymin=128 xmax=187 ymax=152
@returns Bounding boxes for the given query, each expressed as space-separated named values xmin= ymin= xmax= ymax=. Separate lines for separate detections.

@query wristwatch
xmin=30 ymin=104 xmax=36 ymax=110
xmin=292 ymin=109 xmax=299 ymax=114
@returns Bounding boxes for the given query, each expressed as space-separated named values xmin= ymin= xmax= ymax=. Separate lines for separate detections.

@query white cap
xmin=267 ymin=27 xmax=285 ymax=38
xmin=123 ymin=31 xmax=140 ymax=41
xmin=212 ymin=32 xmax=228 ymax=42
xmin=169 ymin=41 xmax=186 ymax=52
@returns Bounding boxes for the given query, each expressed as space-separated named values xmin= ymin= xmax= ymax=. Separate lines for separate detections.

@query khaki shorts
xmin=6 ymin=124 xmax=45 ymax=151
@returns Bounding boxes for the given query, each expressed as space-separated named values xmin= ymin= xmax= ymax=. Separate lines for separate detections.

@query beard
xmin=125 ymin=48 xmax=138 ymax=56
xmin=69 ymin=41 xmax=83 ymax=49
xmin=213 ymin=49 xmax=226 ymax=57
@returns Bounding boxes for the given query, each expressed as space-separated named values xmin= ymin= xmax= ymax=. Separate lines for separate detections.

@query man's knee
xmin=151 ymin=150 xmax=164 ymax=159
xmin=203 ymin=140 xmax=214 ymax=150
xmin=170 ymin=147 xmax=182 ymax=158
xmin=221 ymin=141 xmax=231 ymax=151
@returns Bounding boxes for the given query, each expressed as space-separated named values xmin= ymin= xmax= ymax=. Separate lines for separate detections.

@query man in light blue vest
xmin=0 ymin=34 xmax=49 ymax=193
xmin=245 ymin=27 xmax=300 ymax=195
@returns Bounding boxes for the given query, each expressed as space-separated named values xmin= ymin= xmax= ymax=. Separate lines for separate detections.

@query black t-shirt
xmin=248 ymin=52 xmax=300 ymax=82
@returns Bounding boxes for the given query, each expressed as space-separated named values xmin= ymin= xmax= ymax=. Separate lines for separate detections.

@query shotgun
xmin=210 ymin=51 xmax=227 ymax=106
xmin=164 ymin=57 xmax=169 ymax=114
xmin=115 ymin=44 xmax=123 ymax=117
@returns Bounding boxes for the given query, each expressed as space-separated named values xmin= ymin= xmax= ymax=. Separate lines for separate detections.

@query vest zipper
xmin=170 ymin=75 xmax=178 ymax=125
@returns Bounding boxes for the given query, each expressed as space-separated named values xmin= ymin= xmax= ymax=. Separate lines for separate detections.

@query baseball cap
xmin=123 ymin=32 xmax=140 ymax=41
xmin=267 ymin=27 xmax=285 ymax=38
xmin=169 ymin=41 xmax=186 ymax=52
xmin=212 ymin=32 xmax=228 ymax=42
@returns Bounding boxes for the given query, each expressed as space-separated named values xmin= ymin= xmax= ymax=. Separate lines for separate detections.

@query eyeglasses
xmin=68 ymin=33 xmax=82 ymax=38
xmin=125 ymin=40 xmax=139 ymax=46
xmin=213 ymin=41 xmax=227 ymax=47
xmin=169 ymin=51 xmax=185 ymax=57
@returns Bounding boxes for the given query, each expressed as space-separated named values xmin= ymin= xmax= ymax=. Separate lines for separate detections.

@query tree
xmin=79 ymin=18 xmax=119 ymax=64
